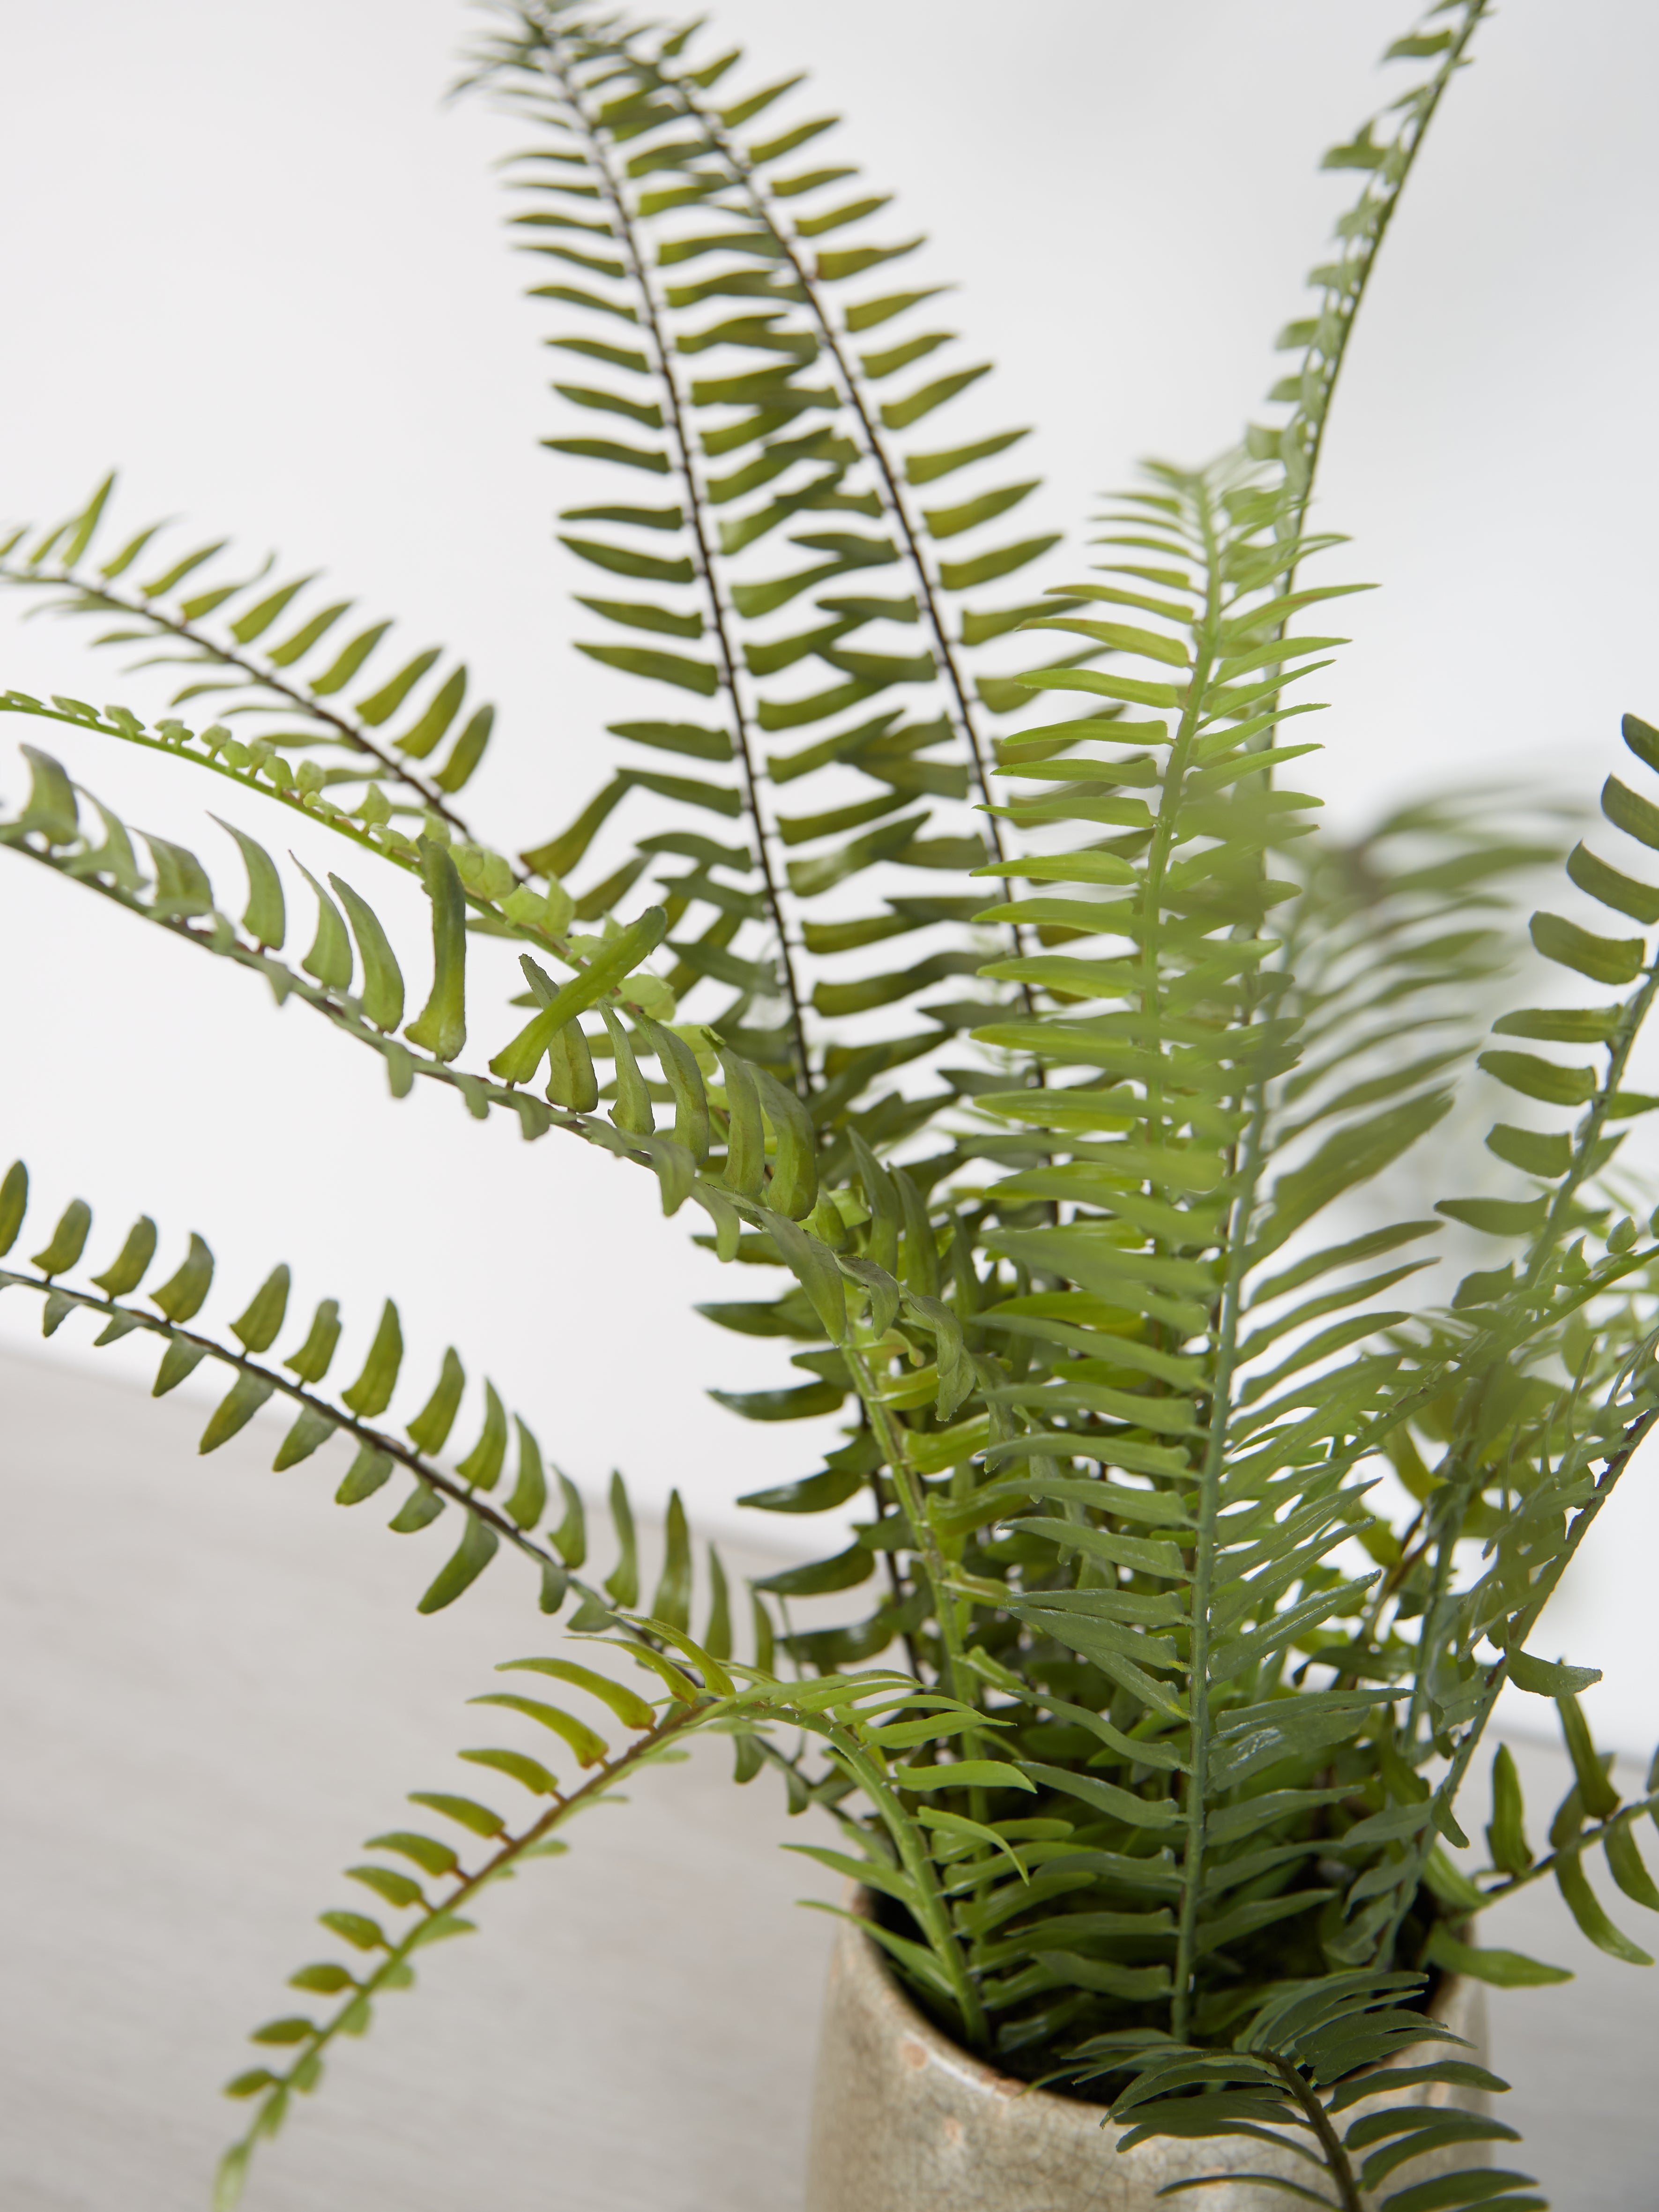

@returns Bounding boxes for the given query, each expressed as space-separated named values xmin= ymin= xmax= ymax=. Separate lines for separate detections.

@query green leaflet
xmin=922 ymin=482 xmax=1038 ymax=541
xmin=329 ymin=876 xmax=405 ymax=1032
xmin=1568 ymin=840 xmax=1659 ymax=924
xmin=1604 ymin=1817 xmax=1659 ymax=1912
xmin=91 ymin=1214 xmax=157 ymax=1296
xmin=285 ymin=1299 xmax=341 ymax=1384
xmin=603 ymin=1470 xmax=639 ymax=1608
xmin=335 ymin=1449 xmax=390 ymax=1505
xmin=1436 ymin=1195 xmax=1549 ymax=1238
xmin=551 ymin=1469 xmax=587 ymax=1568
xmin=3 ymin=1168 xmax=29 ymax=1256
xmin=651 ymin=1489 xmax=693 ymax=1631
xmin=545 ymin=437 xmax=670 ymax=474
xmin=703 ymin=1546 xmax=733 ymax=1659
xmin=599 ymin=1006 xmax=655 ymax=1135
xmin=640 ymin=1016 xmax=712 ymax=1158
xmin=546 ymin=1019 xmax=599 ymax=1112
xmin=407 ymin=1349 xmax=465 ymax=1455
xmin=577 ymin=642 xmax=719 ymax=695
xmin=751 ymin=1063 xmax=817 ymax=1218
xmin=388 ymin=1481 xmax=444 ymax=1533
xmin=309 ymin=621 xmax=392 ymax=698
xmin=1485 ymin=1744 xmax=1533 ymax=1876
xmin=1529 ymin=909 xmax=1644 ymax=986
xmin=200 ymin=1372 xmax=277 ymax=1454
xmin=272 ymin=1406 xmax=336 ymax=1471
xmin=293 ymin=862 xmax=354 ymax=993
xmin=396 ymin=666 xmax=468 ymax=759
xmin=940 ymin=535 xmax=1061 ymax=591
xmin=711 ymin=1380 xmax=845 ymax=1423
xmin=456 ymin=1383 xmax=508 ymax=1490
xmin=717 ymin=1046 xmax=767 ymax=1197
xmin=490 ymin=911 xmax=668 ymax=1083
xmin=1477 ymin=1050 xmax=1597 ymax=1107
xmin=341 ymin=1301 xmax=402 ymax=1418
xmin=1506 ymin=1649 xmax=1602 ymax=1698
xmin=16 ymin=746 xmax=78 ymax=842
xmin=498 ymin=1655 xmax=656 ymax=1732
xmin=31 ymin=1198 xmax=91 ymax=1276
xmin=786 ymin=810 xmax=926 ymax=897
xmin=211 ymin=817 xmax=286 ymax=948
xmin=435 ymin=706 xmax=494 ymax=792
xmin=404 ymin=838 xmax=468 ymax=1062
xmin=504 ymin=1417 xmax=547 ymax=1531
xmin=151 ymin=1232 xmax=214 ymax=1321
xmin=153 ymin=1337 xmax=208 ymax=1397
xmin=231 ymin=1265 xmax=290 ymax=1353
xmin=1557 ymin=1849 xmax=1654 ymax=1973
xmin=356 ymin=649 xmax=442 ymax=727
xmin=1556 ymin=1692 xmax=1621 ymax=1820
xmin=418 ymin=1517 xmax=500 ymax=1615
xmin=1602 ymin=772 xmax=1659 ymax=852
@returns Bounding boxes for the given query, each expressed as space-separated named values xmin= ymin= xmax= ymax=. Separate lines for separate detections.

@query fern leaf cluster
xmin=0 ymin=478 xmax=496 ymax=822
xmin=454 ymin=0 xmax=1095 ymax=1088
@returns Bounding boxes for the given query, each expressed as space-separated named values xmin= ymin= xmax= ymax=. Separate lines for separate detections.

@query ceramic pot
xmin=805 ymin=1903 xmax=1488 ymax=2212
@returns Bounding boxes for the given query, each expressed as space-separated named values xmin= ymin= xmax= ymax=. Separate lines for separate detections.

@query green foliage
xmin=1094 ymin=1971 xmax=1532 ymax=2211
xmin=3 ymin=2 xmax=1651 ymax=2208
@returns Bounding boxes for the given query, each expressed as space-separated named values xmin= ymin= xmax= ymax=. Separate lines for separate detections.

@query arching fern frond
xmin=215 ymin=1641 xmax=997 ymax=2207
xmin=1252 ymin=0 xmax=1493 ymax=529
xmin=458 ymin=0 xmax=1076 ymax=1098
xmin=0 ymin=476 xmax=499 ymax=831
xmin=0 ymin=1153 xmax=629 ymax=1618
xmin=0 ymin=722 xmax=994 ymax=1451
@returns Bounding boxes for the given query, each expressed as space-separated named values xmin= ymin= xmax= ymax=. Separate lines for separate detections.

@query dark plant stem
xmin=1 ymin=565 xmax=480 ymax=840
xmin=548 ymin=57 xmax=813 ymax=1093
xmin=1270 ymin=2056 xmax=1363 ymax=2212
xmin=0 ymin=1265 xmax=580 ymax=1586
xmin=222 ymin=1696 xmax=713 ymax=2182
xmin=1476 ymin=1789 xmax=1659 ymax=1905
xmin=644 ymin=66 xmax=1042 ymax=1004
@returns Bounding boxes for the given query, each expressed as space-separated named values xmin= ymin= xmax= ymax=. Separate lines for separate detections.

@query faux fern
xmin=5 ymin=4 xmax=1656 ymax=2209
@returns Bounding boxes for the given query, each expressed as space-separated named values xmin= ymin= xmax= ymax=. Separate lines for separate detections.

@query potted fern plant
xmin=5 ymin=4 xmax=1657 ymax=2207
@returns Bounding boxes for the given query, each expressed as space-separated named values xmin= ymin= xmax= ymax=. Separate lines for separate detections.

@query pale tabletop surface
xmin=3 ymin=1346 xmax=1654 ymax=2211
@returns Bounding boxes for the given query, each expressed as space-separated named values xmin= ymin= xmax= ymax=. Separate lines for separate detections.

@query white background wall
xmin=2 ymin=2 xmax=1657 ymax=1745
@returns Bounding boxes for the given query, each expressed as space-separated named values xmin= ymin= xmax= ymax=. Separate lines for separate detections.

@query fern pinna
xmin=4 ymin=2 xmax=1656 ymax=2209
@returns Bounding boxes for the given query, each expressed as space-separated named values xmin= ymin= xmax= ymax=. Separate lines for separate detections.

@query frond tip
xmin=0 ymin=475 xmax=501 ymax=825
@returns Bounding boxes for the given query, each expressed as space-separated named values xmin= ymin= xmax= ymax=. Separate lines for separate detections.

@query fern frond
xmin=0 ymin=722 xmax=1002 ymax=1481
xmin=215 ymin=1638 xmax=716 ymax=2209
xmin=0 ymin=477 xmax=499 ymax=830
xmin=216 ymin=1636 xmax=992 ymax=2202
xmin=1094 ymin=1971 xmax=1526 ymax=2212
xmin=460 ymin=1 xmax=1069 ymax=1109
xmin=1254 ymin=0 xmax=1494 ymax=530
xmin=0 ymin=1158 xmax=628 ymax=1617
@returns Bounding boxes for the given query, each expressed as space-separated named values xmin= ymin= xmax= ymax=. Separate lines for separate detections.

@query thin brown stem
xmin=222 ymin=1695 xmax=711 ymax=2184
xmin=5 ymin=565 xmax=482 ymax=842
xmin=0 ymin=1265 xmax=578 ymax=1584
xmin=1477 ymin=1789 xmax=1659 ymax=1906
xmin=630 ymin=55 xmax=1040 ymax=1009
xmin=545 ymin=56 xmax=813 ymax=1092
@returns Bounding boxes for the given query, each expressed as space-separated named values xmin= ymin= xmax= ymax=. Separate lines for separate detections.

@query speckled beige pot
xmin=806 ymin=1906 xmax=1488 ymax=2212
